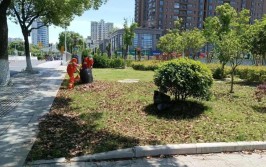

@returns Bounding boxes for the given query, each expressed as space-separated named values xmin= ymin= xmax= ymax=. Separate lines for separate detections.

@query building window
xmin=141 ymin=34 xmax=152 ymax=49
xmin=174 ymin=3 xmax=180 ymax=8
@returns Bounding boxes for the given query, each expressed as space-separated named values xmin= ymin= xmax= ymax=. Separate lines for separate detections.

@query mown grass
xmin=93 ymin=68 xmax=154 ymax=81
xmin=27 ymin=68 xmax=266 ymax=161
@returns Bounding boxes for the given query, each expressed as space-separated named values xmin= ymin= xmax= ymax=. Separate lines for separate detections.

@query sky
xmin=8 ymin=0 xmax=135 ymax=44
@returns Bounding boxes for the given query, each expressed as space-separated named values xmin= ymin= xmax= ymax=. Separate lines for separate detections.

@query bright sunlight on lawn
xmin=27 ymin=68 xmax=266 ymax=161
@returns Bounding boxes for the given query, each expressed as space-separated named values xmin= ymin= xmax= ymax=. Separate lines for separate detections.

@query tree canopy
xmin=182 ymin=29 xmax=206 ymax=59
xmin=8 ymin=0 xmax=107 ymax=71
xmin=57 ymin=31 xmax=84 ymax=54
xmin=157 ymin=32 xmax=183 ymax=55
xmin=249 ymin=16 xmax=266 ymax=65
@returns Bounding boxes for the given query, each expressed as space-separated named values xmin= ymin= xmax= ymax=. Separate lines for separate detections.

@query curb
xmin=27 ymin=141 xmax=266 ymax=165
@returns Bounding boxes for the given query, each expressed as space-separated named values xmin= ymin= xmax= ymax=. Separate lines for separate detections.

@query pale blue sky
xmin=8 ymin=0 xmax=135 ymax=43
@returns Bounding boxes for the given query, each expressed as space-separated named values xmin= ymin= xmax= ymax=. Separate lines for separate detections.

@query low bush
xmin=236 ymin=66 xmax=266 ymax=83
xmin=93 ymin=55 xmax=110 ymax=68
xmin=126 ymin=60 xmax=133 ymax=67
xmin=154 ymin=58 xmax=213 ymax=101
xmin=93 ymin=55 xmax=125 ymax=68
xmin=132 ymin=60 xmax=161 ymax=71
xmin=109 ymin=58 xmax=124 ymax=68
xmin=36 ymin=54 xmax=45 ymax=60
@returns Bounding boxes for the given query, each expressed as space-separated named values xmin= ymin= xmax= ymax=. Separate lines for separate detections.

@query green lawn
xmin=27 ymin=68 xmax=266 ymax=161
xmin=93 ymin=68 xmax=154 ymax=82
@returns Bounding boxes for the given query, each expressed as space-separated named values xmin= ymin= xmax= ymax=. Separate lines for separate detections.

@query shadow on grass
xmin=252 ymin=105 xmax=266 ymax=113
xmin=144 ymin=100 xmax=210 ymax=120
xmin=234 ymin=81 xmax=261 ymax=87
xmin=60 ymin=78 xmax=92 ymax=89
xmin=27 ymin=96 xmax=159 ymax=162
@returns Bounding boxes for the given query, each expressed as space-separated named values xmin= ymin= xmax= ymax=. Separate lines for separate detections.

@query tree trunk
xmin=192 ymin=51 xmax=196 ymax=60
xmin=124 ymin=45 xmax=128 ymax=60
xmin=0 ymin=0 xmax=11 ymax=86
xmin=221 ymin=63 xmax=226 ymax=79
xmin=23 ymin=30 xmax=33 ymax=71
xmin=123 ymin=45 xmax=128 ymax=68
xmin=230 ymin=68 xmax=235 ymax=93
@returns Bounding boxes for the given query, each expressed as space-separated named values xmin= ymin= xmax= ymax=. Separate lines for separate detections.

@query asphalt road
xmin=9 ymin=60 xmax=46 ymax=76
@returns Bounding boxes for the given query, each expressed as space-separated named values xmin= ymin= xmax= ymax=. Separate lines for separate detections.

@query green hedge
xmin=132 ymin=60 xmax=266 ymax=83
xmin=131 ymin=60 xmax=161 ymax=71
xmin=93 ymin=55 xmax=125 ymax=68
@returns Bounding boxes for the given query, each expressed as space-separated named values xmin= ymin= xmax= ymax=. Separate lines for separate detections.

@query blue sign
xmin=152 ymin=50 xmax=162 ymax=56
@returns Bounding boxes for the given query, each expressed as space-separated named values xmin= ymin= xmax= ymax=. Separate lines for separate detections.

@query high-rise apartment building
xmin=31 ymin=20 xmax=49 ymax=48
xmin=91 ymin=20 xmax=114 ymax=46
xmin=135 ymin=0 xmax=266 ymax=30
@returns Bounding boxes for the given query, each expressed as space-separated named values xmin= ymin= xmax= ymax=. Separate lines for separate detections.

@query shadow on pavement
xmin=0 ymin=65 xmax=65 ymax=167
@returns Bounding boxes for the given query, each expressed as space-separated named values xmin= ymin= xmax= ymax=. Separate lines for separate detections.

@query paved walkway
xmin=0 ymin=61 xmax=66 ymax=167
xmin=27 ymin=151 xmax=266 ymax=167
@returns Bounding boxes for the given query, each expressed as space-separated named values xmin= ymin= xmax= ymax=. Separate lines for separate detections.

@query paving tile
xmin=0 ymin=152 xmax=25 ymax=167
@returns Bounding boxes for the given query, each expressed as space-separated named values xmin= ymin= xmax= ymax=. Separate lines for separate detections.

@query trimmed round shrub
xmin=154 ymin=58 xmax=213 ymax=101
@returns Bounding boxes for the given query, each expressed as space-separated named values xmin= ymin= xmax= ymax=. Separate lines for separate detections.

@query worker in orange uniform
xmin=82 ymin=54 xmax=94 ymax=69
xmin=67 ymin=58 xmax=80 ymax=89
xmin=81 ymin=55 xmax=94 ymax=83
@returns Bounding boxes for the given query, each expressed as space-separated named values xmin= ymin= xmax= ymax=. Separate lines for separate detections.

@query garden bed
xmin=27 ymin=68 xmax=266 ymax=161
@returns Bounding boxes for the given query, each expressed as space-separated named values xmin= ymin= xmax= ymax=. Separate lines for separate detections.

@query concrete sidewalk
xmin=0 ymin=61 xmax=66 ymax=167
xmin=26 ymin=151 xmax=266 ymax=167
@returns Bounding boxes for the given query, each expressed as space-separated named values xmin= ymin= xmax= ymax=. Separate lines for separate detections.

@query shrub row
xmin=132 ymin=60 xmax=266 ymax=83
xmin=93 ymin=55 xmax=127 ymax=68
xmin=131 ymin=60 xmax=161 ymax=71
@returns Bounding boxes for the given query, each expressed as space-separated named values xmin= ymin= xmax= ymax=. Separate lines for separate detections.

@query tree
xmin=228 ymin=9 xmax=250 ymax=93
xmin=182 ymin=29 xmax=206 ymax=59
xmin=218 ymin=31 xmax=240 ymax=93
xmin=157 ymin=19 xmax=184 ymax=57
xmin=215 ymin=9 xmax=250 ymax=93
xmin=249 ymin=16 xmax=266 ymax=65
xmin=203 ymin=17 xmax=220 ymax=63
xmin=106 ymin=42 xmax=111 ymax=58
xmin=30 ymin=44 xmax=42 ymax=57
xmin=57 ymin=31 xmax=84 ymax=54
xmin=8 ymin=40 xmax=24 ymax=55
xmin=9 ymin=0 xmax=107 ymax=71
xmin=157 ymin=32 xmax=183 ymax=56
xmin=0 ymin=0 xmax=12 ymax=86
xmin=204 ymin=3 xmax=237 ymax=77
xmin=123 ymin=20 xmax=137 ymax=60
